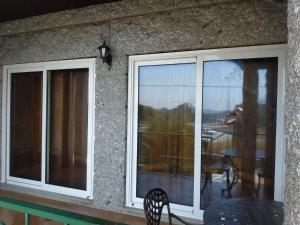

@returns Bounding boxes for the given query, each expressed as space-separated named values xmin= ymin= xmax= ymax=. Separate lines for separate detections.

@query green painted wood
xmin=25 ymin=213 xmax=30 ymax=225
xmin=0 ymin=196 xmax=127 ymax=225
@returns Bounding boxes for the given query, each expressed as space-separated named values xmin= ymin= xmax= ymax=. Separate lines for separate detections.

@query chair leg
xmin=221 ymin=169 xmax=232 ymax=198
xmin=255 ymin=173 xmax=263 ymax=197
xmin=201 ymin=172 xmax=210 ymax=194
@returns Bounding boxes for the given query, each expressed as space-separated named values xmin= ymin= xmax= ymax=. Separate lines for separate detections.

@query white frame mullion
xmin=2 ymin=58 xmax=96 ymax=199
xmin=274 ymin=50 xmax=286 ymax=201
xmin=41 ymin=68 xmax=47 ymax=185
xmin=126 ymin=44 xmax=287 ymax=221
xmin=125 ymin=57 xmax=135 ymax=206
xmin=1 ymin=66 xmax=7 ymax=183
xmin=192 ymin=55 xmax=204 ymax=217
xmin=86 ymin=59 xmax=96 ymax=199
xmin=130 ymin=60 xmax=139 ymax=206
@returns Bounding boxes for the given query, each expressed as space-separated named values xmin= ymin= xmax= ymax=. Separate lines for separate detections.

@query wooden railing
xmin=0 ymin=196 xmax=127 ymax=225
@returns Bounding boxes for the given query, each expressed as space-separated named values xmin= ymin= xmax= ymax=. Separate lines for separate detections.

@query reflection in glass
xmin=136 ymin=64 xmax=196 ymax=206
xmin=47 ymin=68 xmax=88 ymax=190
xmin=200 ymin=58 xmax=278 ymax=209
xmin=10 ymin=72 xmax=42 ymax=181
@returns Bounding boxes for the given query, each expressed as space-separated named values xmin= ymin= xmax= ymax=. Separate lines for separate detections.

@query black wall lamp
xmin=98 ymin=41 xmax=112 ymax=66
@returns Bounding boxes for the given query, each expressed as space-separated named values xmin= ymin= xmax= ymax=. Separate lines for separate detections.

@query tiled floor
xmin=200 ymin=173 xmax=273 ymax=210
xmin=0 ymin=208 xmax=61 ymax=225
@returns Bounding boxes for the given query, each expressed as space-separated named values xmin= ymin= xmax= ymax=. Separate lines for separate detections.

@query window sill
xmin=123 ymin=205 xmax=204 ymax=225
xmin=0 ymin=182 xmax=92 ymax=206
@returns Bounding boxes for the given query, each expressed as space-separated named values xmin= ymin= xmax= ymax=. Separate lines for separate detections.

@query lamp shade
xmin=98 ymin=41 xmax=112 ymax=66
xmin=99 ymin=41 xmax=110 ymax=59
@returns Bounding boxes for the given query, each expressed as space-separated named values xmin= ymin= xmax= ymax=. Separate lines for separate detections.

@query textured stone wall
xmin=285 ymin=1 xmax=300 ymax=224
xmin=0 ymin=0 xmax=287 ymax=212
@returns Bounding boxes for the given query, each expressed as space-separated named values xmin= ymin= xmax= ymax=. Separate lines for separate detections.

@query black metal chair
xmin=143 ymin=188 xmax=192 ymax=225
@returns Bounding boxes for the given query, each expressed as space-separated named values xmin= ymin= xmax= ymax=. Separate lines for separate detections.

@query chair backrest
xmin=143 ymin=188 xmax=172 ymax=225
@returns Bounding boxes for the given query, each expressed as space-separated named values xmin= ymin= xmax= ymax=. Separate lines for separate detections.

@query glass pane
xmin=46 ymin=68 xmax=88 ymax=190
xmin=136 ymin=63 xmax=196 ymax=206
xmin=10 ymin=72 xmax=42 ymax=181
xmin=200 ymin=58 xmax=278 ymax=209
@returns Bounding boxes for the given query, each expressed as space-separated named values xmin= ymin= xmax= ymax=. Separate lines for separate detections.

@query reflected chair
xmin=143 ymin=188 xmax=192 ymax=225
xmin=200 ymin=136 xmax=232 ymax=196
xmin=254 ymin=167 xmax=264 ymax=197
xmin=201 ymin=147 xmax=238 ymax=197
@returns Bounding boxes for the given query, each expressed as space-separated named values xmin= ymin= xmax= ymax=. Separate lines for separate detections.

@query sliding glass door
xmin=4 ymin=58 xmax=95 ymax=198
xmin=126 ymin=45 xmax=285 ymax=219
xmin=200 ymin=58 xmax=278 ymax=209
xmin=10 ymin=72 xmax=43 ymax=181
xmin=47 ymin=68 xmax=89 ymax=190
xmin=136 ymin=63 xmax=196 ymax=206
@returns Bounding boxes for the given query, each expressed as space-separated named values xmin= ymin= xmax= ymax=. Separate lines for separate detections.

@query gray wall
xmin=285 ymin=1 xmax=300 ymax=224
xmin=0 ymin=0 xmax=287 ymax=211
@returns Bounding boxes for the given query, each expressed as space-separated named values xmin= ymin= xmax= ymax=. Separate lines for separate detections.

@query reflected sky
xmin=139 ymin=63 xmax=196 ymax=109
xmin=203 ymin=60 xmax=268 ymax=112
xmin=138 ymin=61 xmax=270 ymax=111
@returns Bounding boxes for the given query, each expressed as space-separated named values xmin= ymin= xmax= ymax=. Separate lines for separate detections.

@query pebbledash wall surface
xmin=285 ymin=0 xmax=300 ymax=225
xmin=0 ymin=0 xmax=288 ymax=214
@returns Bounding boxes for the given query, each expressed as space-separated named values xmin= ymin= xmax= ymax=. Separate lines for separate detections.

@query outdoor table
xmin=203 ymin=198 xmax=284 ymax=225
xmin=220 ymin=148 xmax=267 ymax=159
xmin=219 ymin=149 xmax=268 ymax=197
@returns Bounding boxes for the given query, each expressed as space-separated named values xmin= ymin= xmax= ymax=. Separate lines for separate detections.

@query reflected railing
xmin=137 ymin=131 xmax=267 ymax=174
xmin=137 ymin=131 xmax=194 ymax=176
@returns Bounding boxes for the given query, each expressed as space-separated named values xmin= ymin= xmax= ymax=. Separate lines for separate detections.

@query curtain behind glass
xmin=10 ymin=72 xmax=42 ymax=181
xmin=46 ymin=68 xmax=88 ymax=190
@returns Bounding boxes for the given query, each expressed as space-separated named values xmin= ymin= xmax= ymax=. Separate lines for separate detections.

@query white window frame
xmin=126 ymin=44 xmax=286 ymax=220
xmin=1 ymin=58 xmax=96 ymax=199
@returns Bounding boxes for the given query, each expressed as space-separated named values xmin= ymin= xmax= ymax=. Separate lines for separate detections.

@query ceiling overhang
xmin=0 ymin=0 xmax=120 ymax=23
